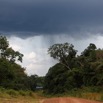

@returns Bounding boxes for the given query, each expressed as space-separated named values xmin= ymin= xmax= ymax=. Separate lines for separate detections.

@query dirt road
xmin=40 ymin=97 xmax=103 ymax=103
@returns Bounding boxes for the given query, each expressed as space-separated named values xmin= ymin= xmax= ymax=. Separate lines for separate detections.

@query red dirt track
xmin=41 ymin=97 xmax=103 ymax=103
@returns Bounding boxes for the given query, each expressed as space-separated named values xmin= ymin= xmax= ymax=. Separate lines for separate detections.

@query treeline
xmin=1 ymin=36 xmax=103 ymax=94
xmin=0 ymin=36 xmax=44 ymax=91
xmin=44 ymin=43 xmax=103 ymax=94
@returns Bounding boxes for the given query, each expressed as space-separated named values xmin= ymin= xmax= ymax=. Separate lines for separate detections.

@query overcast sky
xmin=0 ymin=0 xmax=103 ymax=76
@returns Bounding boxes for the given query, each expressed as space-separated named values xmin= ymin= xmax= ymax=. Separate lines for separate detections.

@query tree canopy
xmin=0 ymin=36 xmax=103 ymax=94
xmin=48 ymin=43 xmax=77 ymax=70
xmin=44 ymin=43 xmax=103 ymax=94
xmin=0 ymin=36 xmax=23 ymax=63
xmin=0 ymin=36 xmax=39 ymax=91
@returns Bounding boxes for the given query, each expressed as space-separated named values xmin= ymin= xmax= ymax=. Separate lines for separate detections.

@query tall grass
xmin=0 ymin=87 xmax=43 ymax=103
xmin=44 ymin=86 xmax=103 ymax=101
xmin=66 ymin=86 xmax=103 ymax=101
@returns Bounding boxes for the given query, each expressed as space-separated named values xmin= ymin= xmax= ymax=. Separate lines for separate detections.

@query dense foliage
xmin=44 ymin=43 xmax=103 ymax=94
xmin=0 ymin=36 xmax=42 ymax=91
xmin=1 ymin=36 xmax=103 ymax=94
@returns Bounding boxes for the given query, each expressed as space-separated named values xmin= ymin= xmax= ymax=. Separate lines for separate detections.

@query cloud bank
xmin=0 ymin=0 xmax=103 ymax=38
xmin=8 ymin=34 xmax=103 ymax=76
xmin=1 ymin=0 xmax=103 ymax=76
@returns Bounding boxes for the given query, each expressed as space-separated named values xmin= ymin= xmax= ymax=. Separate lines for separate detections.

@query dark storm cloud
xmin=0 ymin=0 xmax=103 ymax=37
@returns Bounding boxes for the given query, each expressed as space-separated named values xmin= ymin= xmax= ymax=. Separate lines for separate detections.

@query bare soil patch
xmin=40 ymin=97 xmax=103 ymax=103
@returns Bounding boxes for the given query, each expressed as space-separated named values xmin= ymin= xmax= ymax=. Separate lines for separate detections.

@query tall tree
xmin=0 ymin=36 xmax=23 ymax=63
xmin=81 ymin=43 xmax=96 ymax=57
xmin=48 ymin=43 xmax=77 ymax=70
xmin=0 ymin=36 xmax=9 ymax=58
xmin=0 ymin=36 xmax=27 ymax=90
xmin=5 ymin=47 xmax=23 ymax=63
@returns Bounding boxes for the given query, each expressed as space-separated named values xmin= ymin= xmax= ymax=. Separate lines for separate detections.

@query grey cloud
xmin=0 ymin=0 xmax=103 ymax=38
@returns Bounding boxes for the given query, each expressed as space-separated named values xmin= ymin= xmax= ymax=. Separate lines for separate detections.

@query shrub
xmin=6 ymin=89 xmax=18 ymax=97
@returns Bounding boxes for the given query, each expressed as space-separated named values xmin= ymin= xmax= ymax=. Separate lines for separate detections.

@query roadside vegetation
xmin=66 ymin=87 xmax=103 ymax=101
xmin=0 ymin=35 xmax=103 ymax=102
xmin=0 ymin=87 xmax=44 ymax=103
xmin=0 ymin=36 xmax=44 ymax=102
xmin=0 ymin=36 xmax=44 ymax=91
xmin=44 ymin=43 xmax=103 ymax=101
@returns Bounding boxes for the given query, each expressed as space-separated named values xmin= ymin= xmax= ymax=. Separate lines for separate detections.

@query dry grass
xmin=0 ymin=89 xmax=45 ymax=103
xmin=0 ymin=96 xmax=41 ymax=103
xmin=82 ymin=93 xmax=102 ymax=101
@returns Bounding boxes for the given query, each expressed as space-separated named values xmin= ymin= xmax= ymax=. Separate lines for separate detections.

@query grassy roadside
xmin=43 ymin=87 xmax=103 ymax=102
xmin=0 ymin=87 xmax=103 ymax=102
xmin=0 ymin=87 xmax=44 ymax=103
xmin=66 ymin=88 xmax=103 ymax=102
xmin=0 ymin=97 xmax=39 ymax=103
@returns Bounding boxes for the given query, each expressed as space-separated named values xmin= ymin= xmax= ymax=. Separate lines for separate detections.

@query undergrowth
xmin=44 ymin=86 xmax=103 ymax=101
xmin=0 ymin=87 xmax=44 ymax=103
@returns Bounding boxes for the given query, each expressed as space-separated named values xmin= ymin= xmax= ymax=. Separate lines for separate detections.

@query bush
xmin=19 ymin=90 xmax=27 ymax=96
xmin=6 ymin=89 xmax=19 ymax=97
xmin=82 ymin=86 xmax=102 ymax=93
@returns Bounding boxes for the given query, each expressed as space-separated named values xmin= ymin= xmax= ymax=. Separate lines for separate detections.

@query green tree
xmin=5 ymin=47 xmax=23 ymax=63
xmin=81 ymin=43 xmax=96 ymax=60
xmin=45 ymin=43 xmax=103 ymax=94
xmin=48 ymin=43 xmax=77 ymax=70
xmin=44 ymin=63 xmax=83 ymax=94
xmin=0 ymin=58 xmax=28 ymax=90
xmin=0 ymin=36 xmax=9 ymax=58
xmin=28 ymin=75 xmax=38 ymax=91
xmin=0 ymin=58 xmax=15 ymax=87
xmin=44 ymin=63 xmax=69 ymax=94
xmin=36 ymin=76 xmax=44 ymax=87
xmin=0 ymin=36 xmax=23 ymax=63
xmin=0 ymin=36 xmax=28 ymax=90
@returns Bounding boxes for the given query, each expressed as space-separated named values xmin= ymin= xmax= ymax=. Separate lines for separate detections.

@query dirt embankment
xmin=40 ymin=97 xmax=103 ymax=103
